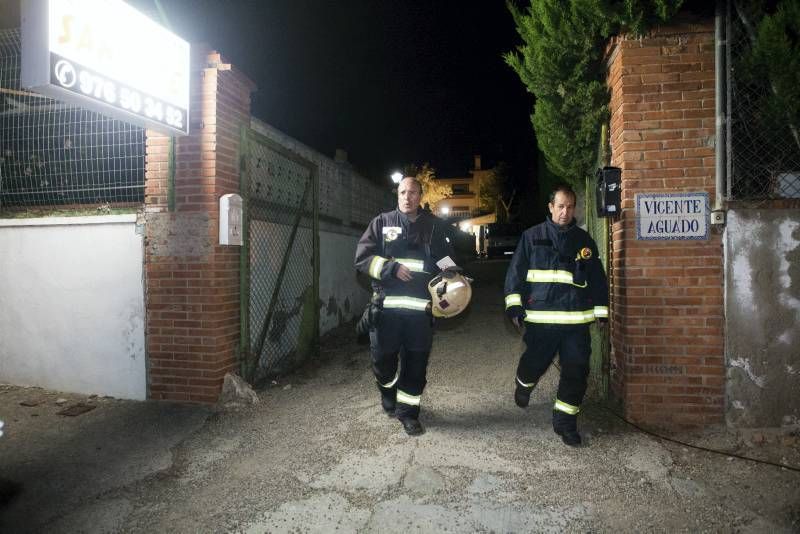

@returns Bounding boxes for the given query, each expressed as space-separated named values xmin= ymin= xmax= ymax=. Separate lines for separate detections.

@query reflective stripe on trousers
xmin=379 ymin=371 xmax=399 ymax=389
xmin=516 ymin=376 xmax=536 ymax=388
xmin=554 ymin=398 xmax=580 ymax=415
xmin=396 ymin=389 xmax=421 ymax=406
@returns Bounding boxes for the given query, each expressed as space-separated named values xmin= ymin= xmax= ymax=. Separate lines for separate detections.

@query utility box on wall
xmin=219 ymin=194 xmax=243 ymax=246
xmin=596 ymin=166 xmax=621 ymax=217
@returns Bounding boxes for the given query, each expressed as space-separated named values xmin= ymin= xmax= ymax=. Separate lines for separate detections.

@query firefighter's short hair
xmin=549 ymin=183 xmax=576 ymax=205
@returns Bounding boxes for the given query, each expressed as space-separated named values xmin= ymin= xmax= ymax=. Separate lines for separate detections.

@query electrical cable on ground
xmin=548 ymin=360 xmax=800 ymax=473
xmin=593 ymin=402 xmax=800 ymax=473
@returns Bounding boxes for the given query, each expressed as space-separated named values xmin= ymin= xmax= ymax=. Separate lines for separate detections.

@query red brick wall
xmin=144 ymin=50 xmax=255 ymax=403
xmin=606 ymin=22 xmax=725 ymax=427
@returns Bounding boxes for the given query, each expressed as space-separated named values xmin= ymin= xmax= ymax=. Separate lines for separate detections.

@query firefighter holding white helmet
xmin=428 ymin=270 xmax=472 ymax=318
xmin=355 ymin=176 xmax=469 ymax=436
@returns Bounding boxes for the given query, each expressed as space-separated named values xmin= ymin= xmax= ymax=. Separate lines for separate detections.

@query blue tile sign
xmin=635 ymin=192 xmax=709 ymax=240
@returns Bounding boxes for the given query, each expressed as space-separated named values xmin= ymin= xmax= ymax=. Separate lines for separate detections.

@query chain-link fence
xmin=242 ymin=129 xmax=318 ymax=382
xmin=727 ymin=0 xmax=800 ymax=202
xmin=242 ymin=119 xmax=394 ymax=383
xmin=0 ymin=29 xmax=145 ymax=213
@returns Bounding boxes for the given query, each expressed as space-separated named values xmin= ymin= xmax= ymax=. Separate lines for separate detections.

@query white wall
xmin=319 ymin=230 xmax=367 ymax=334
xmin=725 ymin=209 xmax=800 ymax=429
xmin=0 ymin=215 xmax=146 ymax=400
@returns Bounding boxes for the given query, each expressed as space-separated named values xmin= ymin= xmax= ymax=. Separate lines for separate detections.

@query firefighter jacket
xmin=355 ymin=209 xmax=454 ymax=314
xmin=504 ymin=216 xmax=609 ymax=325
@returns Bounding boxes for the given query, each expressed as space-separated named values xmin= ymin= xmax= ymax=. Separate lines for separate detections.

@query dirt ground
xmin=1 ymin=260 xmax=799 ymax=533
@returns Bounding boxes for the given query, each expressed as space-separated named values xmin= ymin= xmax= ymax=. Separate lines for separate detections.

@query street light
xmin=440 ymin=206 xmax=450 ymax=216
xmin=390 ymin=171 xmax=403 ymax=184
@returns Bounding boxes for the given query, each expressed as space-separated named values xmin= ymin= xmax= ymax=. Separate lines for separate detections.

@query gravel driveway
xmin=1 ymin=260 xmax=798 ymax=533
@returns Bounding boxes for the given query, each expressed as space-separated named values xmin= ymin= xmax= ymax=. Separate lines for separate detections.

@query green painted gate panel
xmin=240 ymin=128 xmax=319 ymax=382
xmin=585 ymin=124 xmax=612 ymax=400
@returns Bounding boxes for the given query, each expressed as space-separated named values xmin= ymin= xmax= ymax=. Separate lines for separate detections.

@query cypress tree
xmin=505 ymin=0 xmax=684 ymax=185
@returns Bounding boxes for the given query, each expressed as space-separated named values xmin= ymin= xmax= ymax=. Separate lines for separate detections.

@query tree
xmin=405 ymin=163 xmax=452 ymax=207
xmin=479 ymin=162 xmax=517 ymax=222
xmin=505 ymin=1 xmax=684 ymax=185
xmin=736 ymin=0 xmax=800 ymax=152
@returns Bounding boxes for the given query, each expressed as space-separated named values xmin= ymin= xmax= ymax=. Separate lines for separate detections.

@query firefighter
xmin=504 ymin=183 xmax=609 ymax=446
xmin=354 ymin=176 xmax=455 ymax=436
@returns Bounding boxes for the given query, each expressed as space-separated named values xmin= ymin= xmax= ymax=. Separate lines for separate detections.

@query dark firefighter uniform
xmin=504 ymin=216 xmax=609 ymax=444
xmin=354 ymin=208 xmax=453 ymax=422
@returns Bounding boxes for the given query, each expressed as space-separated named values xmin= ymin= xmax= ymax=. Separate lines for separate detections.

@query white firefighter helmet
xmin=428 ymin=271 xmax=472 ymax=318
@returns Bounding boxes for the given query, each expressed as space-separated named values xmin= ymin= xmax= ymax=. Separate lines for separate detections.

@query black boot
xmin=553 ymin=410 xmax=582 ymax=447
xmin=399 ymin=417 xmax=424 ymax=436
xmin=514 ymin=380 xmax=536 ymax=408
xmin=381 ymin=396 xmax=396 ymax=416
xmin=556 ymin=428 xmax=582 ymax=446
xmin=396 ymin=402 xmax=424 ymax=436
xmin=378 ymin=384 xmax=396 ymax=417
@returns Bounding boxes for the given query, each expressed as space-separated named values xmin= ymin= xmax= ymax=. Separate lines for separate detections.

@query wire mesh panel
xmin=351 ymin=174 xmax=394 ymax=226
xmin=0 ymin=29 xmax=145 ymax=211
xmin=244 ymin=130 xmax=317 ymax=377
xmin=250 ymin=117 xmax=394 ymax=228
xmin=727 ymin=1 xmax=800 ymax=201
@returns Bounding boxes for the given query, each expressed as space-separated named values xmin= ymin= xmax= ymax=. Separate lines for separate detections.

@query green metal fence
xmin=240 ymin=127 xmax=319 ymax=383
xmin=584 ymin=124 xmax=612 ymax=401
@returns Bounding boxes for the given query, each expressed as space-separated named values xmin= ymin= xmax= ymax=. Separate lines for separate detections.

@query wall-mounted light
xmin=390 ymin=171 xmax=403 ymax=184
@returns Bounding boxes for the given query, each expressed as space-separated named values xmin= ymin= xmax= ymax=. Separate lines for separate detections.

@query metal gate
xmin=584 ymin=124 xmax=612 ymax=400
xmin=240 ymin=128 xmax=319 ymax=382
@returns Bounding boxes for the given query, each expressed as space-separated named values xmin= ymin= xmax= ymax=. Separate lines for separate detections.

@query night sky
xmin=136 ymin=0 xmax=538 ymax=184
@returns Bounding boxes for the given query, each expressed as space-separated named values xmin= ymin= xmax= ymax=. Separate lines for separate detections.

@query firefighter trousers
xmin=516 ymin=323 xmax=591 ymax=413
xmin=369 ymin=312 xmax=432 ymax=419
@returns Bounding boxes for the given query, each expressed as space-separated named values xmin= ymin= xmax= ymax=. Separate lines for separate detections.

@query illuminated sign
xmin=21 ymin=0 xmax=190 ymax=135
xmin=635 ymin=192 xmax=709 ymax=240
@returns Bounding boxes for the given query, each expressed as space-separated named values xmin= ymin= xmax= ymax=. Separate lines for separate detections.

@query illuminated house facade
xmin=432 ymin=155 xmax=494 ymax=219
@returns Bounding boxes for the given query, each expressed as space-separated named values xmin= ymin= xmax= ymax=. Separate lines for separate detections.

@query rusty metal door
xmin=240 ymin=128 xmax=319 ymax=382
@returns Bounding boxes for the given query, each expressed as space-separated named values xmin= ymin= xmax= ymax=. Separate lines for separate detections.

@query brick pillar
xmin=606 ymin=22 xmax=725 ymax=427
xmin=144 ymin=49 xmax=256 ymax=403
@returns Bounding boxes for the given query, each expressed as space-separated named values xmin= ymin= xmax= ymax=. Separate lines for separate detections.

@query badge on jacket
xmin=577 ymin=247 xmax=592 ymax=260
xmin=382 ymin=226 xmax=402 ymax=242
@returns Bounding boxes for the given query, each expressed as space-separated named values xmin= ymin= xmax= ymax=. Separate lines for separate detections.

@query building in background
xmin=431 ymin=155 xmax=500 ymax=256
xmin=431 ymin=155 xmax=494 ymax=219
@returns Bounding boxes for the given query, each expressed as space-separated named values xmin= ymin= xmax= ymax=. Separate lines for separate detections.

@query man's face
xmin=548 ymin=191 xmax=576 ymax=227
xmin=398 ymin=178 xmax=421 ymax=214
